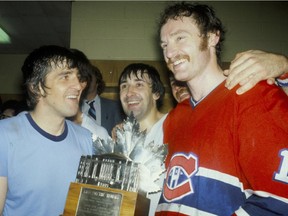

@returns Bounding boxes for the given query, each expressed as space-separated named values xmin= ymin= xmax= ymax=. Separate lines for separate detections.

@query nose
xmin=73 ymin=76 xmax=82 ymax=91
xmin=125 ymin=85 xmax=136 ymax=97
xmin=164 ymin=43 xmax=177 ymax=60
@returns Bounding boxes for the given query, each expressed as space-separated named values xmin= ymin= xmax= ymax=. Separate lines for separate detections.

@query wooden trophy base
xmin=63 ymin=182 xmax=150 ymax=216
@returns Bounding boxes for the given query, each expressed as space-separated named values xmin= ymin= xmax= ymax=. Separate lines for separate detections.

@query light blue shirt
xmin=0 ymin=112 xmax=93 ymax=216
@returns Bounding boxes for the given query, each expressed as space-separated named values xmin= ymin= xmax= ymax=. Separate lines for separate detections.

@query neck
xmin=30 ymin=106 xmax=66 ymax=136
xmin=188 ymin=63 xmax=226 ymax=101
xmin=138 ymin=110 xmax=164 ymax=133
xmin=86 ymin=92 xmax=97 ymax=101
xmin=72 ymin=110 xmax=83 ymax=125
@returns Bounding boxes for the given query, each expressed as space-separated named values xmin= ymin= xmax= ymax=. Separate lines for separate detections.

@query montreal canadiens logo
xmin=163 ymin=152 xmax=198 ymax=201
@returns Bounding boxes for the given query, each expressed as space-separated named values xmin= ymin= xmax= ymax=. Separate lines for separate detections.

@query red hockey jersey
xmin=156 ymin=81 xmax=288 ymax=216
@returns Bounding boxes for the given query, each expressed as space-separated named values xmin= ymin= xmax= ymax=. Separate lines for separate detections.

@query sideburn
xmin=199 ymin=35 xmax=208 ymax=51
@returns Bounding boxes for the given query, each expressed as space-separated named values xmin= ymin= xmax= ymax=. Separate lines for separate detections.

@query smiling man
xmin=119 ymin=63 xmax=166 ymax=138
xmin=0 ymin=45 xmax=94 ymax=216
xmin=117 ymin=63 xmax=167 ymax=215
xmin=156 ymin=2 xmax=288 ymax=216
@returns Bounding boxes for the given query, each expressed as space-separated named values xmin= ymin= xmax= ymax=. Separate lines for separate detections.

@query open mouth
xmin=173 ymin=58 xmax=187 ymax=66
xmin=126 ymin=100 xmax=141 ymax=110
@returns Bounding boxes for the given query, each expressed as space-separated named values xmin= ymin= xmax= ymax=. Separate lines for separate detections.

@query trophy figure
xmin=63 ymin=113 xmax=167 ymax=216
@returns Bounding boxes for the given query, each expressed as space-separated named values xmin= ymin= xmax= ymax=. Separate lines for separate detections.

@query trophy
xmin=63 ymin=113 xmax=167 ymax=216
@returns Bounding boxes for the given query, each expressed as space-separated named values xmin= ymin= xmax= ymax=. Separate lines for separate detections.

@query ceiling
xmin=0 ymin=1 xmax=72 ymax=54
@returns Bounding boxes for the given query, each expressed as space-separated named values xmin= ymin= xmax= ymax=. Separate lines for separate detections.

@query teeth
xmin=173 ymin=59 xmax=186 ymax=66
xmin=128 ymin=101 xmax=139 ymax=105
xmin=67 ymin=95 xmax=77 ymax=99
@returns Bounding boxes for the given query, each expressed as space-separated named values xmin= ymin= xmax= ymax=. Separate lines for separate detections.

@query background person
xmin=115 ymin=63 xmax=167 ymax=216
xmin=81 ymin=62 xmax=124 ymax=136
xmin=168 ymin=71 xmax=190 ymax=105
xmin=70 ymin=48 xmax=109 ymax=140
xmin=0 ymin=99 xmax=27 ymax=119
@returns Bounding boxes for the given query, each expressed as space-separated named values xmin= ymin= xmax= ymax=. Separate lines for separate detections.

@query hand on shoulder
xmin=224 ymin=50 xmax=288 ymax=95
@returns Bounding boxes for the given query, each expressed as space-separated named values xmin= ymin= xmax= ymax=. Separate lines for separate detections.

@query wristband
xmin=276 ymin=77 xmax=288 ymax=87
xmin=276 ymin=72 xmax=288 ymax=87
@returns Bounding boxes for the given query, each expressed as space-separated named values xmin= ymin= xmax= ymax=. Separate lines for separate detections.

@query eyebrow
xmin=160 ymin=29 xmax=188 ymax=44
xmin=58 ymin=69 xmax=72 ymax=76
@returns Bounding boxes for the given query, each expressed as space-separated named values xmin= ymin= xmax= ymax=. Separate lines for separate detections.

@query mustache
xmin=124 ymin=96 xmax=141 ymax=103
xmin=167 ymin=55 xmax=190 ymax=65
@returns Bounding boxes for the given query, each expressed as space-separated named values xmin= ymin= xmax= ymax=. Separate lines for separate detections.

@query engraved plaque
xmin=76 ymin=187 xmax=122 ymax=216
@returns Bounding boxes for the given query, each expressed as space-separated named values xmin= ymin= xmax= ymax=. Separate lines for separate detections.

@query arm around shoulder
xmin=225 ymin=50 xmax=288 ymax=94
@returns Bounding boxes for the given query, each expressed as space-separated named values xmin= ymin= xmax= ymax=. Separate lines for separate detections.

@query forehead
xmin=160 ymin=16 xmax=198 ymax=38
xmin=120 ymin=70 xmax=152 ymax=83
xmin=49 ymin=59 xmax=69 ymax=70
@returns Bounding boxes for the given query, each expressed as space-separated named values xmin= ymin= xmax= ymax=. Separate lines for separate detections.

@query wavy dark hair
xmin=70 ymin=49 xmax=105 ymax=101
xmin=91 ymin=65 xmax=106 ymax=95
xmin=119 ymin=63 xmax=165 ymax=110
xmin=22 ymin=45 xmax=78 ymax=109
xmin=158 ymin=1 xmax=226 ymax=63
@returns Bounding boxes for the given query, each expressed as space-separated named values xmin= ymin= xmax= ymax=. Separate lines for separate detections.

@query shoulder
xmin=0 ymin=111 xmax=28 ymax=129
xmin=157 ymin=113 xmax=168 ymax=125
xmin=66 ymin=119 xmax=92 ymax=137
xmin=231 ymin=81 xmax=288 ymax=110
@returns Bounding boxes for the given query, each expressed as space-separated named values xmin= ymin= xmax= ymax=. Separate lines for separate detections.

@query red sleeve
xmin=236 ymin=82 xmax=288 ymax=214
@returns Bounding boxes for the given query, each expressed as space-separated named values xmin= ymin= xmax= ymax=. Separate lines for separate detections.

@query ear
xmin=153 ymin=92 xmax=160 ymax=101
xmin=30 ymin=83 xmax=46 ymax=98
xmin=38 ymin=83 xmax=46 ymax=97
xmin=208 ymin=31 xmax=220 ymax=47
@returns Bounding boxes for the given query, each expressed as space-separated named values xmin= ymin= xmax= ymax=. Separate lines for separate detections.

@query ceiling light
xmin=0 ymin=27 xmax=11 ymax=44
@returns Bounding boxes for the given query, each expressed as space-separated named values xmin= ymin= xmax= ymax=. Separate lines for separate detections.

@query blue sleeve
xmin=0 ymin=123 xmax=8 ymax=177
xmin=239 ymin=194 xmax=288 ymax=215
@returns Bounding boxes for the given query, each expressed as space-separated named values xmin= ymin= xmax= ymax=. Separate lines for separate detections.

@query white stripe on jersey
xmin=196 ymin=167 xmax=245 ymax=189
xmin=156 ymin=203 xmax=217 ymax=216
xmin=234 ymin=207 xmax=250 ymax=216
xmin=244 ymin=189 xmax=288 ymax=204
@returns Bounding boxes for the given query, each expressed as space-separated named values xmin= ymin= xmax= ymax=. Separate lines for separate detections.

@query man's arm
xmin=0 ymin=177 xmax=7 ymax=214
xmin=224 ymin=50 xmax=288 ymax=95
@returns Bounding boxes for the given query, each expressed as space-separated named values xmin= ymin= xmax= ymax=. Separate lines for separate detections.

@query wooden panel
xmin=63 ymin=182 xmax=150 ymax=216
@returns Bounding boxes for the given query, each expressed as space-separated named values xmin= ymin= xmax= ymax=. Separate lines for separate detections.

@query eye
xmin=77 ymin=73 xmax=83 ymax=81
xmin=176 ymin=35 xmax=185 ymax=41
xmin=161 ymin=43 xmax=167 ymax=50
xmin=120 ymin=83 xmax=127 ymax=90
xmin=60 ymin=71 xmax=72 ymax=80
xmin=136 ymin=82 xmax=144 ymax=87
xmin=63 ymin=74 xmax=70 ymax=80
